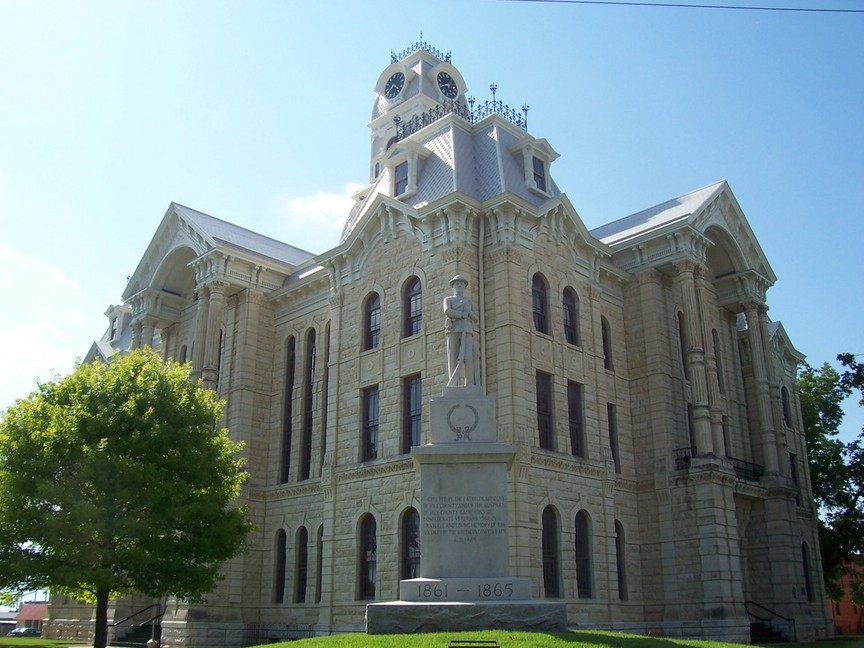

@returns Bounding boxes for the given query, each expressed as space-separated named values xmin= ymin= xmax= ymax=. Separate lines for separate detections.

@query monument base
xmin=365 ymin=599 xmax=568 ymax=634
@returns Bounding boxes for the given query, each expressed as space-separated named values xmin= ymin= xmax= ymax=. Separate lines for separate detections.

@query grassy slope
xmin=248 ymin=629 xmax=864 ymax=648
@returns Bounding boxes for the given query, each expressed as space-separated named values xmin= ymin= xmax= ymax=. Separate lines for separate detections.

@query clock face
xmin=437 ymin=71 xmax=458 ymax=99
xmin=384 ymin=72 xmax=405 ymax=99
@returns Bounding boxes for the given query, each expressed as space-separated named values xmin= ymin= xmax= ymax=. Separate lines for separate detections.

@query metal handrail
xmin=110 ymin=602 xmax=162 ymax=629
xmin=728 ymin=456 xmax=765 ymax=482
xmin=745 ymin=599 xmax=796 ymax=642
xmin=673 ymin=446 xmax=697 ymax=470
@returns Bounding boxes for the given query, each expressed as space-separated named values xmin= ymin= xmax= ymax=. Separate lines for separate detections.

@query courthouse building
xmin=48 ymin=40 xmax=832 ymax=646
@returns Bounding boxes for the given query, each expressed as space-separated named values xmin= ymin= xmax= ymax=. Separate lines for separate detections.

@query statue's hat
xmin=449 ymin=274 xmax=468 ymax=287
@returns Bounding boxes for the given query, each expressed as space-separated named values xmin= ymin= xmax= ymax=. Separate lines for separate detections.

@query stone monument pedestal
xmin=366 ymin=387 xmax=567 ymax=634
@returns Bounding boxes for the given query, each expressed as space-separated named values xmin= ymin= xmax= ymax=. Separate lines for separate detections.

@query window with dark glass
xmin=403 ymin=374 xmax=422 ymax=453
xmin=364 ymin=293 xmax=381 ymax=350
xmin=601 ymin=316 xmax=613 ymax=370
xmin=315 ymin=525 xmax=323 ymax=603
xmin=294 ymin=527 xmax=308 ymax=603
xmin=536 ymin=371 xmax=554 ymax=450
xmin=402 ymin=508 xmax=421 ymax=580
xmin=301 ymin=329 xmax=316 ymax=480
xmin=532 ymin=274 xmax=549 ymax=334
xmin=542 ymin=506 xmax=560 ymax=598
xmin=677 ymin=312 xmax=689 ymax=380
xmin=280 ymin=337 xmax=296 ymax=484
xmin=607 ymin=403 xmax=620 ymax=473
xmin=110 ymin=316 xmax=118 ymax=340
xmin=712 ymin=329 xmax=725 ymax=394
xmin=575 ymin=510 xmax=592 ymax=598
xmin=533 ymin=156 xmax=547 ymax=193
xmin=359 ymin=515 xmax=377 ymax=600
xmin=615 ymin=520 xmax=627 ymax=601
xmin=320 ymin=324 xmax=330 ymax=476
xmin=802 ymin=543 xmax=814 ymax=602
xmin=403 ymin=277 xmax=422 ymax=337
xmin=362 ymin=386 xmax=380 ymax=461
xmin=563 ymin=287 xmax=579 ymax=345
xmin=568 ymin=381 xmax=585 ymax=458
xmin=274 ymin=529 xmax=287 ymax=604
xmin=781 ymin=386 xmax=792 ymax=427
xmin=394 ymin=161 xmax=409 ymax=196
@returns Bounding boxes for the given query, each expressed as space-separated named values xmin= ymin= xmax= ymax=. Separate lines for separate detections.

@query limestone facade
xmin=46 ymin=40 xmax=831 ymax=646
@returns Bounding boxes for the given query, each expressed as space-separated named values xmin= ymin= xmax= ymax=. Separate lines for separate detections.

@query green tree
xmin=0 ymin=348 xmax=253 ymax=648
xmin=798 ymin=353 xmax=864 ymax=602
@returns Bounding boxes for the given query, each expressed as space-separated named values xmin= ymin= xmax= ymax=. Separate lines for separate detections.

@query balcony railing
xmin=673 ymin=446 xmax=697 ymax=470
xmin=728 ymin=456 xmax=765 ymax=483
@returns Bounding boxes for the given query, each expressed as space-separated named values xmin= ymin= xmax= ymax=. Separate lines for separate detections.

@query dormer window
xmin=533 ymin=156 xmax=547 ymax=193
xmin=394 ymin=162 xmax=409 ymax=196
xmin=110 ymin=316 xmax=118 ymax=340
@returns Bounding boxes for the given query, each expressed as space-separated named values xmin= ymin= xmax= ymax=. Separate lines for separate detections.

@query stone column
xmin=131 ymin=320 xmax=143 ymax=350
xmin=675 ymin=261 xmax=713 ymax=456
xmin=191 ymin=285 xmax=210 ymax=381
xmin=160 ymin=326 xmax=172 ymax=360
xmin=140 ymin=317 xmax=156 ymax=349
xmin=694 ymin=267 xmax=726 ymax=456
xmin=743 ymin=302 xmax=779 ymax=474
xmin=202 ymin=281 xmax=227 ymax=389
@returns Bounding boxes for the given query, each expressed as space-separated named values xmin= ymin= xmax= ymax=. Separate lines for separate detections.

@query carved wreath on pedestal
xmin=446 ymin=404 xmax=479 ymax=441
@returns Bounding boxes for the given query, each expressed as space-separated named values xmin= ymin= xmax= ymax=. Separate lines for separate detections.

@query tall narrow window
xmin=110 ymin=316 xmax=118 ymax=340
xmin=178 ymin=344 xmax=188 ymax=364
xmin=402 ymin=374 xmax=422 ymax=453
xmin=601 ymin=316 xmax=613 ymax=370
xmin=532 ymin=273 xmax=549 ymax=334
xmin=280 ymin=337 xmax=296 ymax=484
xmin=677 ymin=312 xmax=689 ymax=380
xmin=394 ymin=161 xmax=409 ymax=196
xmin=781 ymin=386 xmax=792 ymax=427
xmin=216 ymin=329 xmax=225 ymax=393
xmin=301 ymin=329 xmax=316 ymax=480
xmin=362 ymin=386 xmax=380 ymax=461
xmin=295 ymin=527 xmax=308 ymax=603
xmin=568 ymin=381 xmax=585 ymax=458
xmin=359 ymin=515 xmax=377 ymax=600
xmin=403 ymin=277 xmax=422 ymax=337
xmin=712 ymin=329 xmax=725 ymax=394
xmin=563 ymin=287 xmax=580 ymax=346
xmin=320 ymin=324 xmax=330 ymax=476
xmin=802 ymin=543 xmax=814 ymax=602
xmin=615 ymin=520 xmax=628 ymax=601
xmin=607 ymin=403 xmax=620 ymax=473
xmin=402 ymin=508 xmax=421 ymax=580
xmin=363 ymin=293 xmax=381 ymax=351
xmin=274 ymin=530 xmax=287 ymax=604
xmin=542 ymin=506 xmax=560 ymax=598
xmin=532 ymin=156 xmax=547 ymax=193
xmin=790 ymin=453 xmax=801 ymax=505
xmin=315 ymin=525 xmax=324 ymax=603
xmin=536 ymin=371 xmax=554 ymax=450
xmin=575 ymin=510 xmax=592 ymax=598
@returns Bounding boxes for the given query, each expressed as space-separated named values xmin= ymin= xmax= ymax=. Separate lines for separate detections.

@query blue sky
xmin=1 ymin=0 xmax=862 ymax=439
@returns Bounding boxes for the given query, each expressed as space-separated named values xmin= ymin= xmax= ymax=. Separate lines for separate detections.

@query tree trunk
xmin=93 ymin=587 xmax=110 ymax=648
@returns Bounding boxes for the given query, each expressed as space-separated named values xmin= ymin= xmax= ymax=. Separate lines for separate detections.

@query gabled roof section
xmin=591 ymin=180 xmax=726 ymax=246
xmin=172 ymin=203 xmax=313 ymax=267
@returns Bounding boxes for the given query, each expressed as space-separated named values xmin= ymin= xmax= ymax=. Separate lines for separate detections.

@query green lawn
xmin=247 ymin=629 xmax=864 ymax=648
xmin=0 ymin=639 xmax=75 ymax=648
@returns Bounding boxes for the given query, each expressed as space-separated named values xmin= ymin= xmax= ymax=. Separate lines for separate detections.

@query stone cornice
xmin=336 ymin=456 xmax=415 ymax=483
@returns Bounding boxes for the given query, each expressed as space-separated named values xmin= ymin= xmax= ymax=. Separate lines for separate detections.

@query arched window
xmin=601 ymin=316 xmax=613 ymax=371
xmin=359 ymin=515 xmax=377 ymax=600
xmin=532 ymin=274 xmax=549 ymax=334
xmin=563 ymin=287 xmax=580 ymax=346
xmin=294 ymin=527 xmax=308 ymax=603
xmin=274 ymin=529 xmax=287 ymax=604
xmin=403 ymin=277 xmax=422 ymax=337
xmin=280 ymin=337 xmax=296 ymax=484
xmin=363 ymin=293 xmax=381 ymax=351
xmin=542 ymin=506 xmax=560 ymax=598
xmin=575 ymin=510 xmax=592 ymax=598
xmin=402 ymin=508 xmax=421 ymax=580
xmin=178 ymin=344 xmax=188 ymax=364
xmin=615 ymin=520 xmax=627 ymax=601
xmin=301 ymin=329 xmax=316 ymax=480
xmin=607 ymin=403 xmax=620 ymax=473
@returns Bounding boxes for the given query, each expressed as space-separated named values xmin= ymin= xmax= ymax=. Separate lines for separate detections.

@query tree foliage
xmin=0 ymin=349 xmax=253 ymax=648
xmin=798 ymin=353 xmax=864 ymax=602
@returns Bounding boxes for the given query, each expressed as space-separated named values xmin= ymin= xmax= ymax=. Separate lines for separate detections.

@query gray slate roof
xmin=590 ymin=180 xmax=726 ymax=246
xmin=172 ymin=203 xmax=315 ymax=267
